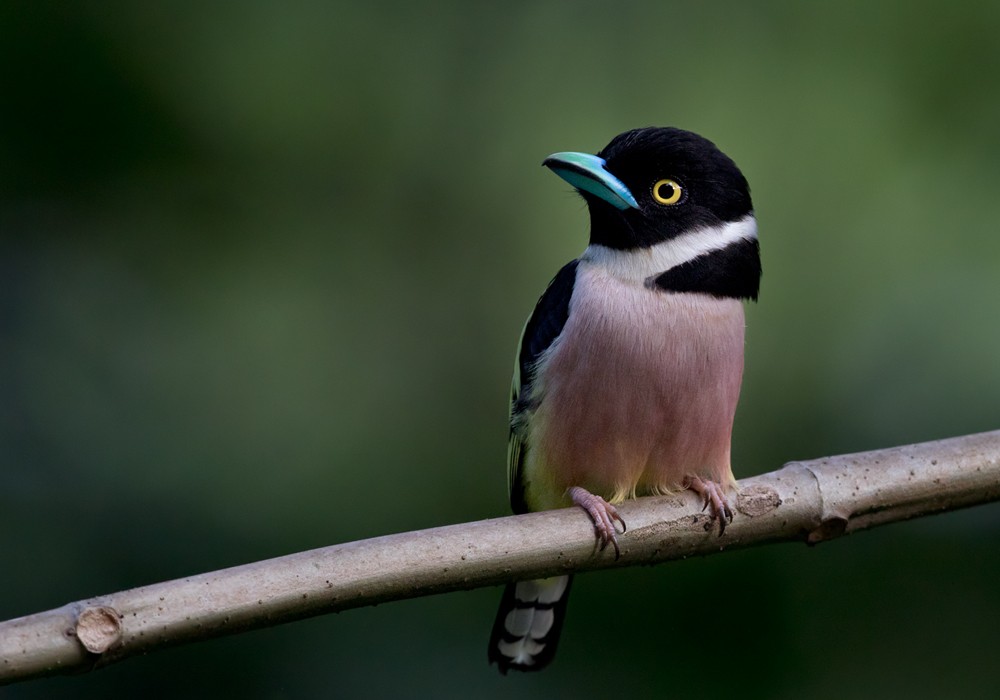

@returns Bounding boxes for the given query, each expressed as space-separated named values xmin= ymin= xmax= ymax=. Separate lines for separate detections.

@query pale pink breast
xmin=522 ymin=263 xmax=745 ymax=510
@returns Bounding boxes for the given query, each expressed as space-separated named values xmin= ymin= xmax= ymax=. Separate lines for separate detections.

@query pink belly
xmin=523 ymin=264 xmax=745 ymax=510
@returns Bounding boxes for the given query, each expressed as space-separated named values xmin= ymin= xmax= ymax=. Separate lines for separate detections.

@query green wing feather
xmin=506 ymin=321 xmax=529 ymax=502
xmin=505 ymin=260 xmax=579 ymax=513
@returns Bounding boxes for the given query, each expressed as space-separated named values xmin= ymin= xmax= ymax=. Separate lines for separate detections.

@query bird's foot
xmin=685 ymin=476 xmax=734 ymax=536
xmin=567 ymin=486 xmax=627 ymax=559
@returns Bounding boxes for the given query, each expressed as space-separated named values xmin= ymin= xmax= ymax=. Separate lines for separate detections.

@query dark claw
xmin=594 ymin=524 xmax=620 ymax=560
xmin=715 ymin=500 xmax=734 ymax=536
xmin=686 ymin=477 xmax=735 ymax=538
xmin=608 ymin=534 xmax=620 ymax=560
xmin=569 ymin=486 xmax=626 ymax=560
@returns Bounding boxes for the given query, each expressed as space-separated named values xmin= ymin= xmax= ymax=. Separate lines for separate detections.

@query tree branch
xmin=3 ymin=430 xmax=1000 ymax=685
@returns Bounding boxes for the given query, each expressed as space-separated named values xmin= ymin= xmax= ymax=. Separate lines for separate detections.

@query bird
xmin=487 ymin=126 xmax=761 ymax=673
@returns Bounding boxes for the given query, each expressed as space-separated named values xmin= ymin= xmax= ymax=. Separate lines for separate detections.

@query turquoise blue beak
xmin=542 ymin=152 xmax=639 ymax=210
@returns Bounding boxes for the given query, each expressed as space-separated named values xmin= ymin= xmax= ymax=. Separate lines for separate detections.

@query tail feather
xmin=488 ymin=575 xmax=573 ymax=673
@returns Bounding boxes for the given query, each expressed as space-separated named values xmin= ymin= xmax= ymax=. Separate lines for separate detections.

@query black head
xmin=546 ymin=127 xmax=753 ymax=250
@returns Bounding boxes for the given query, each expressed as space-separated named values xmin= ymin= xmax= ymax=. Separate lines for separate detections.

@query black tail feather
xmin=487 ymin=575 xmax=573 ymax=674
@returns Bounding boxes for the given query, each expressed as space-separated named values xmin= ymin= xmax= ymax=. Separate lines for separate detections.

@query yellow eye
xmin=652 ymin=178 xmax=683 ymax=205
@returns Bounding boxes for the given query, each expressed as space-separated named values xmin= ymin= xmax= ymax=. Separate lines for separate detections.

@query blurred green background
xmin=3 ymin=1 xmax=1000 ymax=698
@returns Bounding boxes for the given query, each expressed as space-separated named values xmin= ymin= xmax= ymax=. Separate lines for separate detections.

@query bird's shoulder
xmin=515 ymin=258 xmax=580 ymax=399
